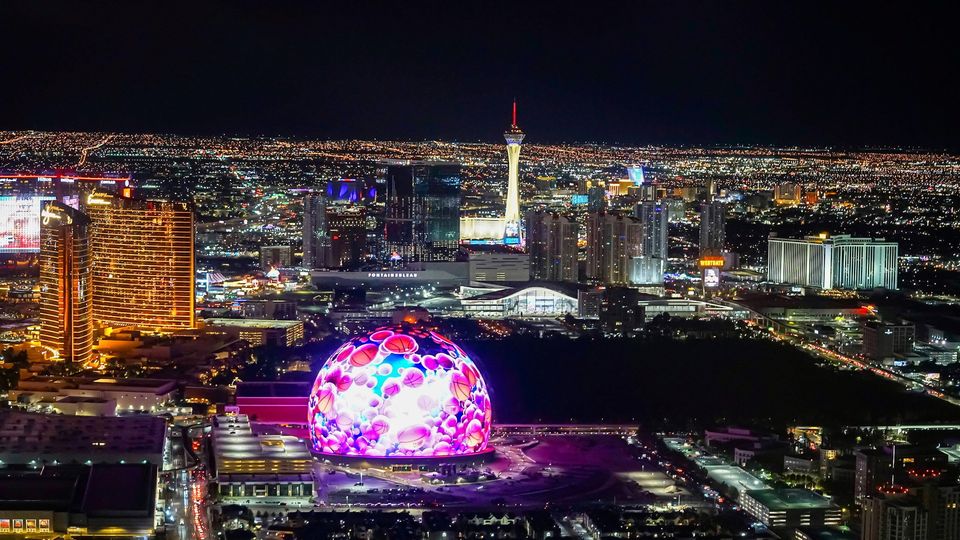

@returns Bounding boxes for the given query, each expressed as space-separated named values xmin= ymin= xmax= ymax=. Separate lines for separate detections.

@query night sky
xmin=2 ymin=1 xmax=958 ymax=148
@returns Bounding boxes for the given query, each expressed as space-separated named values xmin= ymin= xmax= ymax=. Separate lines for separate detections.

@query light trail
xmin=76 ymin=134 xmax=113 ymax=168
xmin=0 ymin=134 xmax=38 ymax=145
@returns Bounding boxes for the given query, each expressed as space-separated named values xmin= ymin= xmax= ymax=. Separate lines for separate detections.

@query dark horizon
xmin=2 ymin=1 xmax=959 ymax=149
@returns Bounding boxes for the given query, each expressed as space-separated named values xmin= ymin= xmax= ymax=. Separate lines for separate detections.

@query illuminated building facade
xmin=503 ymin=101 xmax=524 ymax=242
xmin=212 ymin=415 xmax=314 ymax=502
xmin=302 ymin=192 xmax=330 ymax=269
xmin=525 ymin=210 xmax=578 ymax=282
xmin=774 ymin=182 xmax=803 ymax=205
xmin=636 ymin=201 xmax=669 ymax=260
xmin=39 ymin=202 xmax=92 ymax=365
xmin=585 ymin=212 xmax=642 ymax=285
xmin=767 ymin=234 xmax=898 ymax=290
xmin=462 ymin=285 xmax=577 ymax=318
xmin=86 ymin=195 xmax=195 ymax=329
xmin=629 ymin=256 xmax=665 ymax=285
xmin=204 ymin=318 xmax=304 ymax=347
xmin=384 ymin=161 xmax=461 ymax=263
xmin=740 ymin=489 xmax=841 ymax=529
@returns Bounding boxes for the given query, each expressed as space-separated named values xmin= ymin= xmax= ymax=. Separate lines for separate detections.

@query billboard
xmin=627 ymin=166 xmax=646 ymax=185
xmin=703 ymin=267 xmax=721 ymax=288
xmin=0 ymin=196 xmax=51 ymax=253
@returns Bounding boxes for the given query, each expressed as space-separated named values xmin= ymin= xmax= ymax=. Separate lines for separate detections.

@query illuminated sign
xmin=85 ymin=193 xmax=111 ymax=206
xmin=367 ymin=272 xmax=419 ymax=278
xmin=627 ymin=166 xmax=646 ymax=185
xmin=571 ymin=194 xmax=589 ymax=205
xmin=698 ymin=256 xmax=725 ymax=268
xmin=0 ymin=196 xmax=53 ymax=253
xmin=703 ymin=267 xmax=720 ymax=288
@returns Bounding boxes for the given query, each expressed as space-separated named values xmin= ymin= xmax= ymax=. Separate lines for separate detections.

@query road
xmin=76 ymin=134 xmax=112 ymax=167
xmin=0 ymin=134 xmax=37 ymax=145
xmin=798 ymin=339 xmax=960 ymax=407
xmin=165 ymin=425 xmax=211 ymax=540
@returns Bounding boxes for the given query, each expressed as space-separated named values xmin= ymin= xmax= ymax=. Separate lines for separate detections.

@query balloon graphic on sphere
xmin=308 ymin=326 xmax=492 ymax=458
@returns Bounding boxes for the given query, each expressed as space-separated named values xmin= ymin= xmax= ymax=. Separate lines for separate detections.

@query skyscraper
xmin=699 ymin=201 xmax=726 ymax=257
xmin=86 ymin=194 xmax=195 ymax=329
xmin=302 ymin=192 xmax=330 ymax=269
xmin=503 ymin=101 xmax=524 ymax=241
xmin=384 ymin=161 xmax=461 ymax=263
xmin=525 ymin=209 xmax=578 ymax=282
xmin=39 ymin=202 xmax=92 ymax=365
xmin=629 ymin=201 xmax=669 ymax=286
xmin=585 ymin=211 xmax=642 ymax=284
xmin=767 ymin=234 xmax=898 ymax=290
xmin=327 ymin=206 xmax=367 ymax=268
xmin=636 ymin=201 xmax=669 ymax=260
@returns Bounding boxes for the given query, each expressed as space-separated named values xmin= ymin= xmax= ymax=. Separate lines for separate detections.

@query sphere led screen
xmin=308 ymin=326 xmax=492 ymax=458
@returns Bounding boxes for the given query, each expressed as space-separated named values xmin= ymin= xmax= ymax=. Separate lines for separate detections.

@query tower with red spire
xmin=503 ymin=100 xmax=525 ymax=239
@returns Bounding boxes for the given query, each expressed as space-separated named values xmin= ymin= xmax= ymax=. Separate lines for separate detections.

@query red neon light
xmin=0 ymin=174 xmax=131 ymax=182
xmin=512 ymin=100 xmax=517 ymax=127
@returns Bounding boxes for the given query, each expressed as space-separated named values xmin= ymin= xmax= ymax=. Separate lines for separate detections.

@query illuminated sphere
xmin=308 ymin=326 xmax=492 ymax=458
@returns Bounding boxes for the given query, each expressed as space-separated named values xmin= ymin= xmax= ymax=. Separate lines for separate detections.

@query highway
xmin=76 ymin=134 xmax=113 ymax=167
xmin=760 ymin=324 xmax=960 ymax=409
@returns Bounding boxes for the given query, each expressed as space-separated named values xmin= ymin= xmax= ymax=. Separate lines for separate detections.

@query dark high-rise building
xmin=699 ymin=201 xmax=726 ymax=257
xmin=525 ymin=210 xmax=578 ymax=282
xmin=260 ymin=245 xmax=292 ymax=270
xmin=863 ymin=320 xmax=915 ymax=361
xmin=600 ymin=287 xmax=645 ymax=335
xmin=383 ymin=161 xmax=461 ymax=263
xmin=862 ymin=482 xmax=960 ymax=540
xmin=302 ymin=192 xmax=330 ymax=269
xmin=586 ymin=185 xmax=606 ymax=212
xmin=327 ymin=206 xmax=367 ymax=269
xmin=39 ymin=202 xmax=92 ymax=365
xmin=585 ymin=211 xmax=642 ymax=284
xmin=855 ymin=446 xmax=948 ymax=505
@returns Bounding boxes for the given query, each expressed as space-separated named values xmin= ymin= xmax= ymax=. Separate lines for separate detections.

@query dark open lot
xmin=462 ymin=336 xmax=960 ymax=429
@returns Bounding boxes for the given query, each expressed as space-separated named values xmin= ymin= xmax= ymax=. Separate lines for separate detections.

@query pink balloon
xmin=396 ymin=424 xmax=430 ymax=449
xmin=382 ymin=379 xmax=401 ymax=397
xmin=402 ymin=369 xmax=425 ymax=388
xmin=371 ymin=415 xmax=390 ymax=435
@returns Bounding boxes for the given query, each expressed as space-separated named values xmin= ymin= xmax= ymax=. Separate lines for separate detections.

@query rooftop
xmin=236 ymin=381 xmax=312 ymax=398
xmin=212 ymin=415 xmax=312 ymax=476
xmin=0 ymin=410 xmax=165 ymax=460
xmin=203 ymin=318 xmax=303 ymax=330
xmin=0 ymin=464 xmax=157 ymax=522
xmin=745 ymin=488 xmax=837 ymax=510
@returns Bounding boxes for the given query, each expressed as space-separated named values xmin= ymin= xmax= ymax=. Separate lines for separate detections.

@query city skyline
xmin=3 ymin=4 xmax=960 ymax=539
xmin=0 ymin=2 xmax=958 ymax=149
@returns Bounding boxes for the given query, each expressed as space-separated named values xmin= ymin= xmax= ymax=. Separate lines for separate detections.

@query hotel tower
xmin=39 ymin=202 xmax=93 ymax=365
xmin=86 ymin=194 xmax=195 ymax=329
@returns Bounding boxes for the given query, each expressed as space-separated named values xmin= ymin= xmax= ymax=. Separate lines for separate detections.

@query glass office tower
xmin=383 ymin=161 xmax=461 ymax=263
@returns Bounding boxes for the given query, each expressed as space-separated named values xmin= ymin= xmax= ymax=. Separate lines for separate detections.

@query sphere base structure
xmin=315 ymin=446 xmax=496 ymax=472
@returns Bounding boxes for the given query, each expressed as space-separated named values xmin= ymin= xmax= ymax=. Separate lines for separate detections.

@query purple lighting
xmin=308 ymin=325 xmax=492 ymax=458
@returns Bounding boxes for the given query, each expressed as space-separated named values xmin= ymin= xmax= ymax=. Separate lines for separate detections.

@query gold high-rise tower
xmin=39 ymin=202 xmax=93 ymax=364
xmin=86 ymin=194 xmax=195 ymax=329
